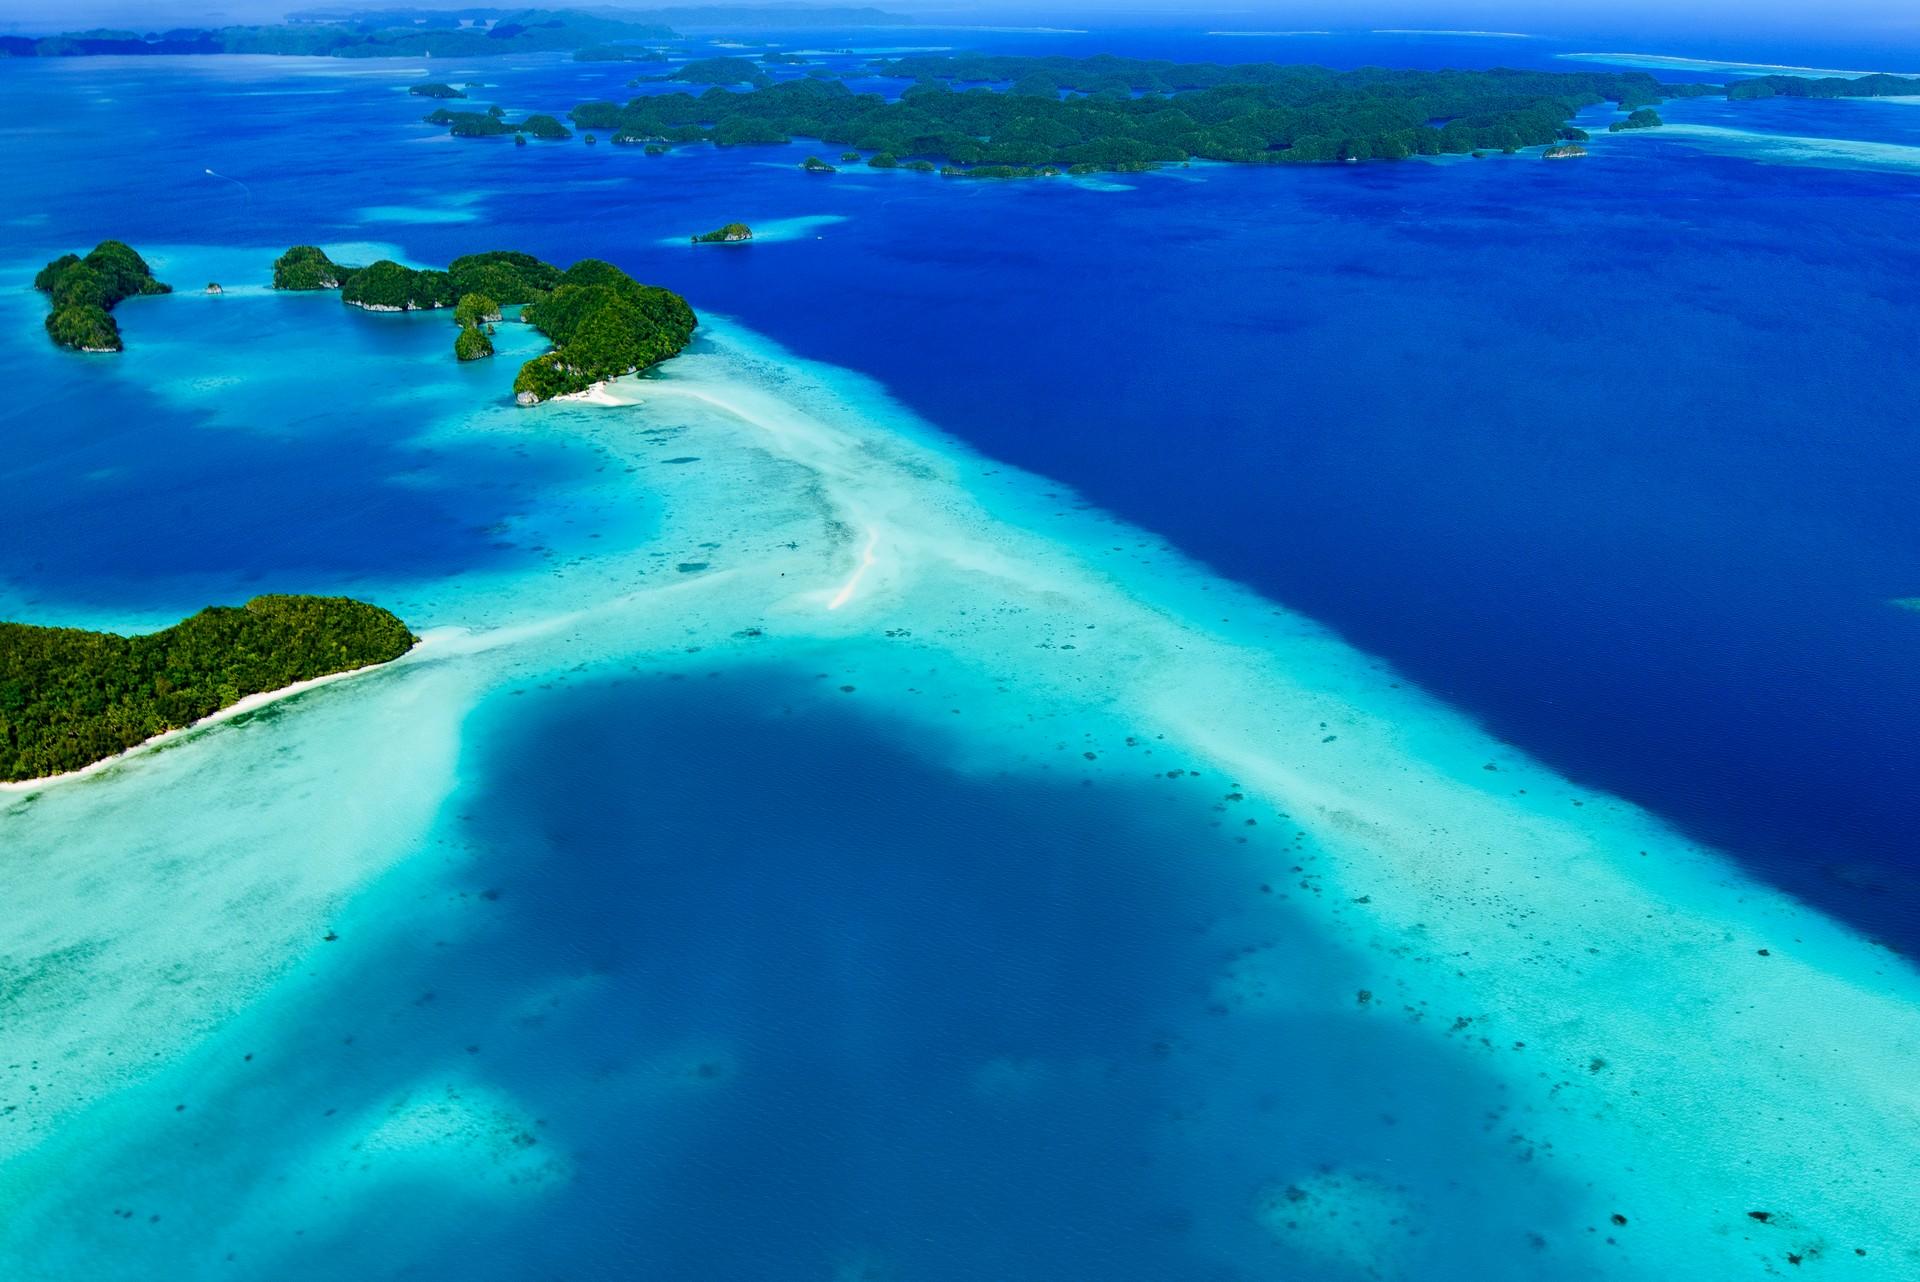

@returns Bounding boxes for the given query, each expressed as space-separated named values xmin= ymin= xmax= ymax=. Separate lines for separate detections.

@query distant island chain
xmin=417 ymin=52 xmax=1920 ymax=175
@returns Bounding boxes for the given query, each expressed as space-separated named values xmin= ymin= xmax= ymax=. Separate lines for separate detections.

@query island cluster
xmin=9 ymin=232 xmax=700 ymax=783
xmin=271 ymin=246 xmax=696 ymax=403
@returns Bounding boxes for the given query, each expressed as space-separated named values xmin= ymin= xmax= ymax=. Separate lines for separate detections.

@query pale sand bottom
xmin=1657 ymin=122 xmax=1920 ymax=172
xmin=1557 ymin=51 xmax=1919 ymax=77
xmin=1 ymin=319 xmax=1916 ymax=1275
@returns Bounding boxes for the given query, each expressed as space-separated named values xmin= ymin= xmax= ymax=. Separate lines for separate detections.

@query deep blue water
xmin=1 ymin=27 xmax=1916 ymax=949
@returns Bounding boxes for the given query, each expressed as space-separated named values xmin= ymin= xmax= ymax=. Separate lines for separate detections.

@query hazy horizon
xmin=5 ymin=0 xmax=1918 ymax=51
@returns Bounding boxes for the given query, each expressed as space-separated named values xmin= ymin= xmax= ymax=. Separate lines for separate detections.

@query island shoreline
xmin=0 ymin=632 xmax=439 ymax=796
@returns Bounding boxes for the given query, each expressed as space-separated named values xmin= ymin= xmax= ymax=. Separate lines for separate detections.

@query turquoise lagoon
xmin=3 ymin=35 xmax=1920 ymax=1281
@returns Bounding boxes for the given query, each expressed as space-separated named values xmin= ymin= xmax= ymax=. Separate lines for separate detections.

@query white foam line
xmin=827 ymin=526 xmax=879 ymax=610
xmin=1374 ymin=28 xmax=1535 ymax=38
xmin=1560 ymin=51 xmax=1920 ymax=77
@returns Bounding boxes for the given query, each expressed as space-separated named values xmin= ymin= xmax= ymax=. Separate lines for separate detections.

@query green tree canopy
xmin=455 ymin=324 xmax=495 ymax=361
xmin=273 ymin=244 xmax=349 ymax=290
xmin=455 ymin=291 xmax=504 ymax=326
xmin=340 ymin=260 xmax=456 ymax=311
xmin=0 ymin=596 xmax=416 ymax=782
xmin=35 ymin=240 xmax=168 ymax=350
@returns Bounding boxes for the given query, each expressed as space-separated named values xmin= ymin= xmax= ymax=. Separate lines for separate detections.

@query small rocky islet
xmin=691 ymin=222 xmax=754 ymax=244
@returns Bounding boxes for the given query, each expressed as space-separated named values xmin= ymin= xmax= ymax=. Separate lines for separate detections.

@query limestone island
xmin=34 ymin=241 xmax=170 ymax=352
xmin=1543 ymin=142 xmax=1589 ymax=159
xmin=270 ymin=246 xmax=696 ymax=403
xmin=272 ymin=248 xmax=457 ymax=311
xmin=423 ymin=106 xmax=573 ymax=139
xmin=552 ymin=56 xmax=1724 ymax=172
xmin=691 ymin=222 xmax=754 ymax=244
xmin=272 ymin=243 xmax=348 ymax=290
xmin=342 ymin=260 xmax=458 ymax=311
xmin=0 ymin=595 xmax=416 ymax=784
xmin=1609 ymin=107 xmax=1664 ymax=132
xmin=455 ymin=325 xmax=495 ymax=361
xmin=408 ymin=82 xmax=466 ymax=99
xmin=454 ymin=287 xmax=499 ymax=362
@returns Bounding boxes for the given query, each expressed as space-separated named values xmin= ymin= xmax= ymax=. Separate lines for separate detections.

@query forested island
xmin=0 ymin=596 xmax=416 ymax=783
xmin=271 ymin=246 xmax=695 ymax=402
xmin=555 ymin=58 xmax=1716 ymax=171
xmin=576 ymin=44 xmax=668 ymax=63
xmin=272 ymin=244 xmax=350 ymax=290
xmin=275 ymin=246 xmax=457 ymax=309
xmin=34 ymin=241 xmax=170 ymax=352
xmin=1727 ymin=72 xmax=1920 ymax=100
xmin=454 ymin=290 xmax=499 ymax=360
xmin=510 ymin=257 xmax=697 ymax=402
xmin=424 ymin=105 xmax=574 ymax=138
xmin=1609 ymin=107 xmax=1664 ymax=132
xmin=670 ymin=56 xmax=772 ymax=87
xmin=692 ymin=222 xmax=754 ymax=243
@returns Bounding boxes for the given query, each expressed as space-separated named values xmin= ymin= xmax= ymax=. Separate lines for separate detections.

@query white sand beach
xmin=0 ymin=633 xmax=443 ymax=795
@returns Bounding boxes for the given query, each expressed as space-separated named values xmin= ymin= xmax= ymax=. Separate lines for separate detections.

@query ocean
xmin=2 ymin=22 xmax=1917 ymax=1279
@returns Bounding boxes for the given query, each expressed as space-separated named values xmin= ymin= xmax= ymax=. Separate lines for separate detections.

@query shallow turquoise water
xmin=0 ymin=247 xmax=652 ymax=630
xmin=4 ymin=27 xmax=1920 ymax=1281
